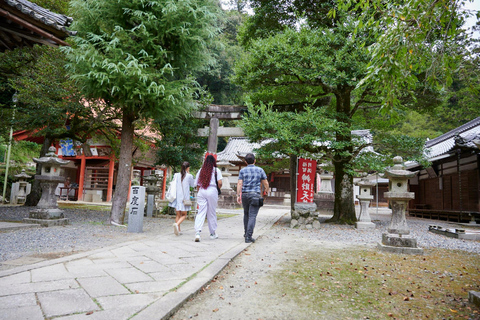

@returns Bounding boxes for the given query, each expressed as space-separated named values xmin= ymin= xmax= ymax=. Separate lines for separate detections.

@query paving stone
xmin=0 ymin=271 xmax=31 ymax=286
xmin=0 ymin=279 xmax=79 ymax=297
xmin=0 ymin=305 xmax=44 ymax=320
xmin=53 ymin=306 xmax=142 ymax=320
xmin=0 ymin=293 xmax=37 ymax=309
xmin=77 ymin=276 xmax=130 ymax=297
xmin=95 ymin=293 xmax=160 ymax=310
xmin=89 ymin=259 xmax=132 ymax=269
xmin=37 ymin=288 xmax=99 ymax=318
xmin=125 ymin=279 xmax=181 ymax=294
xmin=110 ymin=246 xmax=140 ymax=258
xmin=128 ymin=259 xmax=172 ymax=273
xmin=64 ymin=265 xmax=108 ymax=278
xmin=31 ymin=264 xmax=74 ymax=282
xmin=105 ymin=267 xmax=153 ymax=284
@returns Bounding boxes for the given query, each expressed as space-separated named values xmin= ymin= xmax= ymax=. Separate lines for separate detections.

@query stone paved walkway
xmin=0 ymin=206 xmax=287 ymax=320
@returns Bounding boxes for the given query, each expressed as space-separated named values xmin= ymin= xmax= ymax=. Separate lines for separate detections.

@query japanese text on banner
xmin=296 ymin=158 xmax=317 ymax=203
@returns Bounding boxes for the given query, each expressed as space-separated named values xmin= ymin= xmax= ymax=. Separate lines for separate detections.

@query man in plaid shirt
xmin=236 ymin=153 xmax=269 ymax=243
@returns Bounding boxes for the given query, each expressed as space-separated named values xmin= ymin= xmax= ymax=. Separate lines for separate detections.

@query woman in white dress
xmin=194 ymin=154 xmax=222 ymax=242
xmin=169 ymin=162 xmax=195 ymax=235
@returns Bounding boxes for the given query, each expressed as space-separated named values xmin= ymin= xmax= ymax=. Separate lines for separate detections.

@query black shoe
xmin=245 ymin=238 xmax=255 ymax=243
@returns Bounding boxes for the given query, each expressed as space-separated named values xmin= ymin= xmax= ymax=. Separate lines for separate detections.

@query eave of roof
xmin=3 ymin=0 xmax=75 ymax=36
xmin=425 ymin=117 xmax=480 ymax=158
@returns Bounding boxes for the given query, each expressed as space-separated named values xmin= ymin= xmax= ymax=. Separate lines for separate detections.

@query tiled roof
xmin=217 ymin=137 xmax=261 ymax=162
xmin=5 ymin=0 xmax=75 ymax=35
xmin=217 ymin=130 xmax=375 ymax=163
xmin=425 ymin=117 xmax=480 ymax=159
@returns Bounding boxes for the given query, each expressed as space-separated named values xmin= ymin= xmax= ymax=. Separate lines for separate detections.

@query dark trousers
xmin=242 ymin=193 xmax=261 ymax=239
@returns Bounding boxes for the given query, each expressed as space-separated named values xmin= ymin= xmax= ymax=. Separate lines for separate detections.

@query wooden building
xmin=408 ymin=117 xmax=480 ymax=223
xmin=0 ymin=0 xmax=74 ymax=51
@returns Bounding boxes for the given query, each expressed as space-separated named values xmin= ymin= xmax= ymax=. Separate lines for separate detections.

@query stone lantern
xmin=378 ymin=156 xmax=423 ymax=254
xmin=145 ymin=174 xmax=160 ymax=217
xmin=24 ymin=146 xmax=70 ymax=227
xmin=11 ymin=169 xmax=32 ymax=205
xmin=216 ymin=160 xmax=234 ymax=191
xmin=315 ymin=167 xmax=334 ymax=216
xmin=355 ymin=175 xmax=376 ymax=230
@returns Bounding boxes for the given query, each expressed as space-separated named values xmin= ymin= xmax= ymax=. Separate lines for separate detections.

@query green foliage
xmin=197 ymin=9 xmax=245 ymax=105
xmin=64 ymin=0 xmax=223 ymax=121
xmin=31 ymin=0 xmax=70 ymax=14
xmin=335 ymin=0 xmax=473 ymax=111
xmin=0 ymin=46 xmax=111 ymax=144
xmin=10 ymin=141 xmax=42 ymax=164
xmin=155 ymin=115 xmax=208 ymax=173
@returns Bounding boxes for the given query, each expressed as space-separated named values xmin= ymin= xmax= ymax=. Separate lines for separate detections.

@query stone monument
xmin=10 ymin=169 xmax=32 ymax=205
xmin=378 ymin=156 xmax=423 ymax=254
xmin=355 ymin=174 xmax=376 ymax=230
xmin=24 ymin=146 xmax=70 ymax=227
xmin=145 ymin=174 xmax=160 ymax=217
xmin=127 ymin=186 xmax=146 ymax=233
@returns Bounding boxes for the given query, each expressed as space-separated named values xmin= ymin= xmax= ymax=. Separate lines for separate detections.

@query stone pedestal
xmin=378 ymin=156 xmax=423 ymax=254
xmin=291 ymin=202 xmax=319 ymax=229
xmin=355 ymin=176 xmax=376 ymax=230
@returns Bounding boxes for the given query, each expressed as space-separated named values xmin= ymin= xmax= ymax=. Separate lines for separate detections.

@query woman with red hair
xmin=194 ymin=154 xmax=222 ymax=242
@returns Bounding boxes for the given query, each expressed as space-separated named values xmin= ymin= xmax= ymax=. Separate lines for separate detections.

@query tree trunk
xmin=326 ymin=88 xmax=356 ymax=224
xmin=110 ymin=111 xmax=135 ymax=225
xmin=289 ymin=154 xmax=297 ymax=213
xmin=24 ymin=137 xmax=51 ymax=206
xmin=328 ymin=160 xmax=356 ymax=223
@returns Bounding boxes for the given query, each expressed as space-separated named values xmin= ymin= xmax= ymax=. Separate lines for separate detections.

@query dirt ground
xmin=169 ymin=214 xmax=480 ymax=320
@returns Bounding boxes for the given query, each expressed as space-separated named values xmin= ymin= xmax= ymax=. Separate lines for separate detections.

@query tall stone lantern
xmin=355 ymin=175 xmax=376 ymax=230
xmin=24 ymin=146 xmax=70 ymax=227
xmin=378 ymin=156 xmax=423 ymax=254
xmin=145 ymin=174 xmax=160 ymax=217
xmin=9 ymin=169 xmax=32 ymax=205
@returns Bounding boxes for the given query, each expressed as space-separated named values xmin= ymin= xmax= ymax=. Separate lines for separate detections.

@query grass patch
xmin=271 ymin=248 xmax=480 ymax=319
xmin=58 ymin=203 xmax=111 ymax=211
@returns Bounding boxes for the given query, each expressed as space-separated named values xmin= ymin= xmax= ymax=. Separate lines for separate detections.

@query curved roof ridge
xmin=425 ymin=117 xmax=480 ymax=148
xmin=5 ymin=0 xmax=75 ymax=35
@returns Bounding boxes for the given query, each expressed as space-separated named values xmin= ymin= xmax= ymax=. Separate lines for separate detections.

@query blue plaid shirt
xmin=238 ymin=165 xmax=267 ymax=193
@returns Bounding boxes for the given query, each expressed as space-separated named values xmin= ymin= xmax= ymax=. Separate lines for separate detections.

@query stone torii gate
xmin=194 ymin=105 xmax=247 ymax=153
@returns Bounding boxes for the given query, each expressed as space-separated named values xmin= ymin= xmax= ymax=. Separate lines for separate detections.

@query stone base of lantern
xmin=217 ymin=190 xmax=242 ymax=209
xmin=378 ymin=232 xmax=423 ymax=255
xmin=23 ymin=218 xmax=69 ymax=227
xmin=24 ymin=208 xmax=69 ymax=227
xmin=355 ymin=221 xmax=376 ymax=230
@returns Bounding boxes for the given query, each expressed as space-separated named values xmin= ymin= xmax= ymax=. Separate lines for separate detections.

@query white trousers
xmin=194 ymin=186 xmax=218 ymax=235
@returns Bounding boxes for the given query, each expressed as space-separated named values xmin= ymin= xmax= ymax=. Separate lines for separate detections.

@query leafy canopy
xmin=63 ymin=0 xmax=222 ymax=120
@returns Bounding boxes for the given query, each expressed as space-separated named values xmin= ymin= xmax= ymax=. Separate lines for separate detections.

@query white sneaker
xmin=210 ymin=233 xmax=218 ymax=240
xmin=173 ymin=223 xmax=179 ymax=236
xmin=195 ymin=232 xmax=201 ymax=242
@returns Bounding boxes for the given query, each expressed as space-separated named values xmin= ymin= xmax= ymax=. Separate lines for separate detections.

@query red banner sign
xmin=296 ymin=158 xmax=317 ymax=203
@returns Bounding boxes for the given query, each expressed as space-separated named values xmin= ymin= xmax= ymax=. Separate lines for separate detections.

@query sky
xmin=463 ymin=0 xmax=480 ymax=38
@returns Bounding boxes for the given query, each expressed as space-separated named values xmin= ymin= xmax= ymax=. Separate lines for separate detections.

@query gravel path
xmin=171 ymin=211 xmax=480 ymax=320
xmin=0 ymin=205 xmax=479 ymax=266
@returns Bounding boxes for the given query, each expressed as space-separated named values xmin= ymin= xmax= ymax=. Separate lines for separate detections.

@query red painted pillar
xmin=107 ymin=158 xmax=115 ymax=202
xmin=78 ymin=154 xmax=86 ymax=201
xmin=161 ymin=168 xmax=167 ymax=199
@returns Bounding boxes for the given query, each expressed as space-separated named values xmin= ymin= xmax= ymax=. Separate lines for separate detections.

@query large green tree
xmin=64 ymin=0 xmax=222 ymax=225
xmin=235 ymin=0 xmax=471 ymax=223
